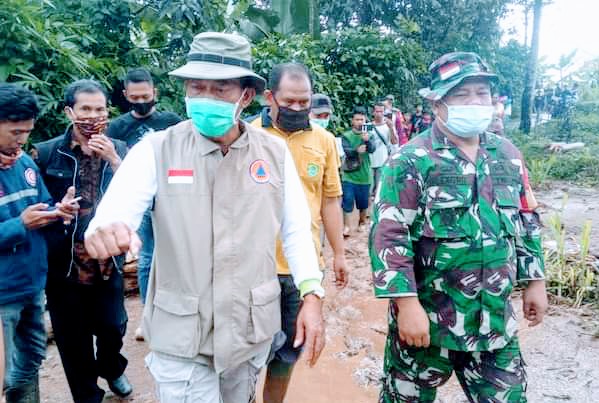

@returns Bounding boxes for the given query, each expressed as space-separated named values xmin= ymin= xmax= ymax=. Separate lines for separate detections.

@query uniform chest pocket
xmin=423 ymin=188 xmax=472 ymax=239
xmin=299 ymin=146 xmax=325 ymax=184
xmin=494 ymin=184 xmax=523 ymax=237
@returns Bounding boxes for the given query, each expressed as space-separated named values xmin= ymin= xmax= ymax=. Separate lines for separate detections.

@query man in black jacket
xmin=34 ymin=80 xmax=130 ymax=403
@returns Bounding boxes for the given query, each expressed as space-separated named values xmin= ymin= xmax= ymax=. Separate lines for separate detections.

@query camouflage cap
xmin=418 ymin=52 xmax=498 ymax=101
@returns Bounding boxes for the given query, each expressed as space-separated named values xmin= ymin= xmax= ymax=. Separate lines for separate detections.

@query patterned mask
xmin=0 ymin=149 xmax=22 ymax=169
xmin=69 ymin=108 xmax=108 ymax=138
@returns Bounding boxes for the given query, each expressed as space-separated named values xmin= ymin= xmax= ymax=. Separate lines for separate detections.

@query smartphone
xmin=68 ymin=196 xmax=83 ymax=205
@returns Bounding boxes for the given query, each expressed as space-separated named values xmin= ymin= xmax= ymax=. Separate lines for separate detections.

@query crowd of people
xmin=534 ymin=83 xmax=579 ymax=119
xmin=0 ymin=31 xmax=547 ymax=403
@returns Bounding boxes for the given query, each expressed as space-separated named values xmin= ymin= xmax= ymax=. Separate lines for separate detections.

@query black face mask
xmin=131 ymin=99 xmax=155 ymax=116
xmin=276 ymin=106 xmax=311 ymax=132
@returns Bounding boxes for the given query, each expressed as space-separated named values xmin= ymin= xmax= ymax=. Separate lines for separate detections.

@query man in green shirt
xmin=341 ymin=106 xmax=374 ymax=237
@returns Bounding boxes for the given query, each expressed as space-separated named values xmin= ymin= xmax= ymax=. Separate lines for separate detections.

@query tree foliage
xmin=321 ymin=0 xmax=512 ymax=59
xmin=0 ymin=0 xmax=531 ymax=141
xmin=0 ymin=0 xmax=226 ymax=142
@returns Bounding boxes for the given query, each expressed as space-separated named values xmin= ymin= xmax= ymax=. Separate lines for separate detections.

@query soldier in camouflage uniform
xmin=369 ymin=52 xmax=548 ymax=403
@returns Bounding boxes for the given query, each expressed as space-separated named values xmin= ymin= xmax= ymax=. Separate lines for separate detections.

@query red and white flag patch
xmin=168 ymin=169 xmax=194 ymax=184
xmin=439 ymin=62 xmax=461 ymax=81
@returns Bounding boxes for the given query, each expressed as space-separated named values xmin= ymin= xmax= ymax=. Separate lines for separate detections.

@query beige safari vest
xmin=142 ymin=120 xmax=285 ymax=372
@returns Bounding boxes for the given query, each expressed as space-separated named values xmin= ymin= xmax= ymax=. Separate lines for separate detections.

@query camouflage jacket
xmin=369 ymin=126 xmax=545 ymax=352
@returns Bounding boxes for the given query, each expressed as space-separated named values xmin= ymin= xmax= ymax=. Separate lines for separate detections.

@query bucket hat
xmin=169 ymin=32 xmax=266 ymax=93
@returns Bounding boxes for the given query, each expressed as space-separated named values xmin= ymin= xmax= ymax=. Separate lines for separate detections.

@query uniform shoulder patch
xmin=24 ymin=168 xmax=37 ymax=187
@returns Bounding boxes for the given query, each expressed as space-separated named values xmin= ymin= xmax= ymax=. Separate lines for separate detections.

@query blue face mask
xmin=310 ymin=118 xmax=330 ymax=129
xmin=440 ymin=103 xmax=494 ymax=138
xmin=185 ymin=91 xmax=244 ymax=138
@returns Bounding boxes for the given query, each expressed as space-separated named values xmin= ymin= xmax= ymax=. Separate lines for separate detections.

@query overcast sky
xmin=501 ymin=0 xmax=599 ymax=78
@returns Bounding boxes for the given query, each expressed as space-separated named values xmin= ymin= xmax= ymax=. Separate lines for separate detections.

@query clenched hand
xmin=84 ymin=221 xmax=141 ymax=260
xmin=394 ymin=297 xmax=430 ymax=347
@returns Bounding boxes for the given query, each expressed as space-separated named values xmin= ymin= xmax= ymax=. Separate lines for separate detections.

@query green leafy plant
xmin=544 ymin=196 xmax=598 ymax=306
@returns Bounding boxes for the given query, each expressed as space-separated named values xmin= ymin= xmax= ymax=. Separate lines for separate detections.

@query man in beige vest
xmin=83 ymin=32 xmax=326 ymax=403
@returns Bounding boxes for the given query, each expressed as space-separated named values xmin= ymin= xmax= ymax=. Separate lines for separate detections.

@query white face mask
xmin=310 ymin=118 xmax=330 ymax=129
xmin=440 ymin=103 xmax=494 ymax=138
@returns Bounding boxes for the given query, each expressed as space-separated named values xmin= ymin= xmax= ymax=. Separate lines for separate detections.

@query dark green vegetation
xmin=1 ymin=0 xmax=528 ymax=141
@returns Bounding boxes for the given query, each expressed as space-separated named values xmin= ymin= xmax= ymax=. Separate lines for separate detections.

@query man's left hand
xmin=293 ymin=295 xmax=325 ymax=367
xmin=89 ymin=134 xmax=120 ymax=167
xmin=522 ymin=280 xmax=548 ymax=327
xmin=333 ymin=253 xmax=349 ymax=289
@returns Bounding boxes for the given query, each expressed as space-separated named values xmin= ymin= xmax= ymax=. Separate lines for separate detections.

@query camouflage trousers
xmin=380 ymin=308 xmax=527 ymax=402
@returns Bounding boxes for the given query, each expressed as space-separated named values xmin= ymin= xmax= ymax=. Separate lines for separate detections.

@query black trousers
xmin=46 ymin=270 xmax=128 ymax=403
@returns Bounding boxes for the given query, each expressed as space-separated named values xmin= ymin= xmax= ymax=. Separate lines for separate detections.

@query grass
xmin=510 ymin=107 xmax=599 ymax=306
xmin=543 ymin=196 xmax=598 ymax=307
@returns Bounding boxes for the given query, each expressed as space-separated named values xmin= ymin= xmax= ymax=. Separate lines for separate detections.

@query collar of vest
xmin=187 ymin=120 xmax=252 ymax=155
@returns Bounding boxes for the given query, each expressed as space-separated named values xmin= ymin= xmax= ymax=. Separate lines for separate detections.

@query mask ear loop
xmin=434 ymin=101 xmax=451 ymax=130
xmin=67 ymin=106 xmax=80 ymax=122
xmin=233 ymin=89 xmax=247 ymax=123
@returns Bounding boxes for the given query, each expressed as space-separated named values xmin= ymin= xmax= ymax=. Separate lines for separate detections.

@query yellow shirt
xmin=251 ymin=115 xmax=342 ymax=274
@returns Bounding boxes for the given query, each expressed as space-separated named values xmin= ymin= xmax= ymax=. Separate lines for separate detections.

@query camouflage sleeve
xmin=369 ymin=155 xmax=421 ymax=297
xmin=516 ymin=160 xmax=545 ymax=281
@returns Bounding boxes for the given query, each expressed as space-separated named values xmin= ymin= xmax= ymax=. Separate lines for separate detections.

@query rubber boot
xmin=343 ymin=213 xmax=351 ymax=237
xmin=5 ymin=377 xmax=40 ymax=403
xmin=358 ymin=209 xmax=368 ymax=230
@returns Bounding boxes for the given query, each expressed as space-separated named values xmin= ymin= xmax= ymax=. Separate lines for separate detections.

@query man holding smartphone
xmin=340 ymin=106 xmax=375 ymax=237
xmin=34 ymin=79 xmax=130 ymax=403
xmin=0 ymin=83 xmax=78 ymax=402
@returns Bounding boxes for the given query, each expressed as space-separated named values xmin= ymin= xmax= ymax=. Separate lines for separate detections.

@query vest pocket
xmin=247 ymin=278 xmax=281 ymax=344
xmin=149 ymin=289 xmax=201 ymax=358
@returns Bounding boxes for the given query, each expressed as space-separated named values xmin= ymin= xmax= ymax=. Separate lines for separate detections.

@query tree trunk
xmin=523 ymin=4 xmax=529 ymax=47
xmin=520 ymin=0 xmax=542 ymax=134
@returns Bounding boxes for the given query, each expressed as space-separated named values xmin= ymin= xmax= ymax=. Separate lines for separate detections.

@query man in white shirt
xmin=369 ymin=102 xmax=396 ymax=197
xmin=83 ymin=32 xmax=325 ymax=403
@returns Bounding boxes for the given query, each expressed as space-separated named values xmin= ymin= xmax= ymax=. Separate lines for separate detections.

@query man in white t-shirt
xmin=369 ymin=102 xmax=396 ymax=197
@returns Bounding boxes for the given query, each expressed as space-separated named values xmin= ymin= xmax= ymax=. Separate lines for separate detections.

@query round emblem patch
xmin=307 ymin=162 xmax=320 ymax=177
xmin=24 ymin=168 xmax=37 ymax=187
xmin=249 ymin=159 xmax=270 ymax=184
